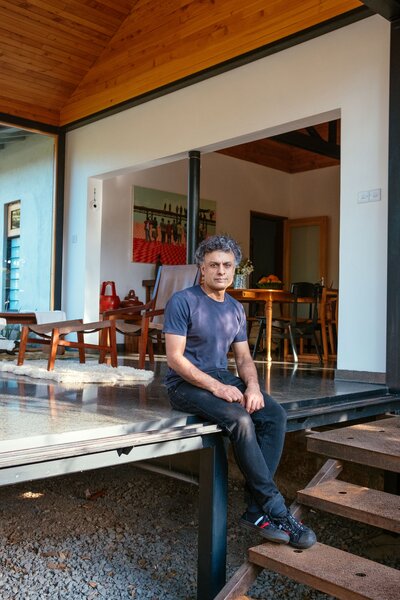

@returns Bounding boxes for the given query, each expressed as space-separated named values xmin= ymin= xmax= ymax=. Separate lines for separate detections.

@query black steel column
xmin=187 ymin=150 xmax=201 ymax=263
xmin=386 ymin=18 xmax=400 ymax=390
xmin=198 ymin=434 xmax=228 ymax=600
xmin=54 ymin=131 xmax=65 ymax=309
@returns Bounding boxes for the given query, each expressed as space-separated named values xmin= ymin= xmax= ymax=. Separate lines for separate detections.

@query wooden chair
xmin=17 ymin=319 xmax=118 ymax=371
xmin=103 ymin=264 xmax=199 ymax=368
xmin=252 ymin=282 xmax=323 ymax=363
xmin=319 ymin=287 xmax=338 ymax=362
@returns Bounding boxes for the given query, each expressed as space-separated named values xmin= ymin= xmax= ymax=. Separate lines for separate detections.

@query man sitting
xmin=163 ymin=234 xmax=316 ymax=549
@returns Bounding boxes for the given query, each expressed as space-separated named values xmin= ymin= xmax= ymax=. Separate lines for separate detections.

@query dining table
xmin=227 ymin=287 xmax=294 ymax=362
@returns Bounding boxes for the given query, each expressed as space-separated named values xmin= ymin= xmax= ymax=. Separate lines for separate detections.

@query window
xmin=4 ymin=202 xmax=21 ymax=311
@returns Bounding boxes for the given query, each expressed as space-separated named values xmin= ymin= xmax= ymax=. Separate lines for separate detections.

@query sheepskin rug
xmin=0 ymin=360 xmax=154 ymax=384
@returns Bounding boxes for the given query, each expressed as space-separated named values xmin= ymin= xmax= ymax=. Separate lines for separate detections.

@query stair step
xmin=249 ymin=542 xmax=400 ymax=600
xmin=307 ymin=416 xmax=400 ymax=472
xmin=298 ymin=480 xmax=400 ymax=533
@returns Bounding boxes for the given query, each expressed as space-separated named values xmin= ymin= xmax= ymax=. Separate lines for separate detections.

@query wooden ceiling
xmin=218 ymin=121 xmax=341 ymax=173
xmin=0 ymin=0 xmax=364 ymax=127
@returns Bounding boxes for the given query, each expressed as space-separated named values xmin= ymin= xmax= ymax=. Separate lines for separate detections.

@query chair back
xmin=151 ymin=264 xmax=199 ymax=325
xmin=290 ymin=281 xmax=321 ymax=325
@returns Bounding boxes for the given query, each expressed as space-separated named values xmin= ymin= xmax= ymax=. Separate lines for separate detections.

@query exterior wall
xmin=0 ymin=134 xmax=55 ymax=311
xmin=64 ymin=15 xmax=390 ymax=373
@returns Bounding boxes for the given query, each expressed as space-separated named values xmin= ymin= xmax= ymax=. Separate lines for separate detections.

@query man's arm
xmin=233 ymin=341 xmax=265 ymax=413
xmin=165 ymin=333 xmax=244 ymax=403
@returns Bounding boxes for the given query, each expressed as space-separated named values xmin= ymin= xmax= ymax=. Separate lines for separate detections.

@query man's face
xmin=201 ymin=250 xmax=236 ymax=291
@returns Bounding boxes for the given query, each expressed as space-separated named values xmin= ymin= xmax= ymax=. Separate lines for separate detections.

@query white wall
xmin=0 ymin=134 xmax=55 ymax=311
xmin=64 ymin=15 xmax=389 ymax=374
xmin=100 ymin=154 xmax=339 ymax=305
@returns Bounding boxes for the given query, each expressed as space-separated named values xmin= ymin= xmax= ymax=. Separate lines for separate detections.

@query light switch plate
xmin=357 ymin=188 xmax=381 ymax=203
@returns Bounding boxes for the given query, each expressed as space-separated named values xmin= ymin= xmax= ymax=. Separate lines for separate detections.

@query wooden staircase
xmin=215 ymin=416 xmax=400 ymax=600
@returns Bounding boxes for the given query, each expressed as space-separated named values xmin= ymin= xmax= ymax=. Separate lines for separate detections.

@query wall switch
xmin=369 ymin=188 xmax=381 ymax=202
xmin=357 ymin=188 xmax=382 ymax=203
xmin=357 ymin=191 xmax=370 ymax=203
xmin=72 ymin=234 xmax=78 ymax=244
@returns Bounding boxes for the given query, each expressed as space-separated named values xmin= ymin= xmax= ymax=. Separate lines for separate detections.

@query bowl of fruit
xmin=257 ymin=275 xmax=283 ymax=289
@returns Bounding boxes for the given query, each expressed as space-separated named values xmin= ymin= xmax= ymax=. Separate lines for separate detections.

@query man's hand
xmin=232 ymin=341 xmax=264 ymax=413
xmin=244 ymin=387 xmax=265 ymax=414
xmin=212 ymin=382 xmax=244 ymax=404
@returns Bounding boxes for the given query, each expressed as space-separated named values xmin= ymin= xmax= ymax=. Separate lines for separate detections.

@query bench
xmin=17 ymin=319 xmax=118 ymax=371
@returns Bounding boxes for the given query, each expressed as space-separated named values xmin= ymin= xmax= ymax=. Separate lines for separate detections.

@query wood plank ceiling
xmin=0 ymin=1 xmax=363 ymax=172
xmin=0 ymin=0 xmax=363 ymax=127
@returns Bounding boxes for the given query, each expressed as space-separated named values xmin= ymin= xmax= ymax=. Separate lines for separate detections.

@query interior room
xmin=97 ymin=119 xmax=340 ymax=363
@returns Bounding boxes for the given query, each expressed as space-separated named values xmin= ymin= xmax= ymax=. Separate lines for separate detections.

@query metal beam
xmin=360 ymin=0 xmax=400 ymax=21
xmin=386 ymin=19 xmax=400 ymax=390
xmin=272 ymin=131 xmax=340 ymax=159
xmin=198 ymin=435 xmax=228 ymax=600
xmin=0 ymin=431 xmax=228 ymax=600
xmin=187 ymin=150 xmax=201 ymax=263
xmin=54 ymin=131 xmax=65 ymax=309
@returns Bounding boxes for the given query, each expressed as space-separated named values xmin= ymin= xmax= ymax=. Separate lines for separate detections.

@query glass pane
xmin=290 ymin=225 xmax=320 ymax=283
xmin=0 ymin=129 xmax=55 ymax=312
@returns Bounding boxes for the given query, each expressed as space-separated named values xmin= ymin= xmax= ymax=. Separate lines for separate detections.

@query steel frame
xmin=0 ymin=427 xmax=228 ymax=600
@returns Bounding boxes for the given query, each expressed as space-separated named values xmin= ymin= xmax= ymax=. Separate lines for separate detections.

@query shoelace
xmin=277 ymin=513 xmax=305 ymax=534
xmin=287 ymin=514 xmax=305 ymax=530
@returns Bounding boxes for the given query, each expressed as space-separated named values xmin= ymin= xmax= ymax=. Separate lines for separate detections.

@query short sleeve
xmin=163 ymin=292 xmax=190 ymax=336
xmin=233 ymin=302 xmax=248 ymax=343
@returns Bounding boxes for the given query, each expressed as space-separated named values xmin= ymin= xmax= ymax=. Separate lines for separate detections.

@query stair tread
xmin=249 ymin=541 xmax=400 ymax=600
xmin=298 ymin=480 xmax=400 ymax=533
xmin=307 ymin=416 xmax=400 ymax=472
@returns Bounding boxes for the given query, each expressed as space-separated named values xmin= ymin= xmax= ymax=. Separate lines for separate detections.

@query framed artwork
xmin=132 ymin=185 xmax=216 ymax=264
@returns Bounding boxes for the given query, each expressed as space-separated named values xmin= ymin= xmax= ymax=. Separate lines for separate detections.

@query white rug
xmin=0 ymin=360 xmax=154 ymax=384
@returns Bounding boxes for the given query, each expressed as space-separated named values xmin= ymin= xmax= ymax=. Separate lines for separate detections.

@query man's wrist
xmin=245 ymin=381 xmax=261 ymax=391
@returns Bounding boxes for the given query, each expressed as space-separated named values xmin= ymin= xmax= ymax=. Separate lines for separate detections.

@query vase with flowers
xmin=233 ymin=258 xmax=254 ymax=289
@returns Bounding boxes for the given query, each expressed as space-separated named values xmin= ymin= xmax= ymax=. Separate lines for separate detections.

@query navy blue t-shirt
xmin=163 ymin=284 xmax=247 ymax=387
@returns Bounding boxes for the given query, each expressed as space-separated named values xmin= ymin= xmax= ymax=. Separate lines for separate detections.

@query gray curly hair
xmin=195 ymin=235 xmax=242 ymax=266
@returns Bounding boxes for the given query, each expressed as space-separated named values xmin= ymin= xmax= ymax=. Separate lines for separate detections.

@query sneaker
xmin=272 ymin=511 xmax=317 ymax=549
xmin=240 ymin=512 xmax=290 ymax=544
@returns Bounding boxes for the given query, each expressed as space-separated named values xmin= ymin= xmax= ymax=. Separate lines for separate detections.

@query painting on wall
xmin=132 ymin=185 xmax=216 ymax=264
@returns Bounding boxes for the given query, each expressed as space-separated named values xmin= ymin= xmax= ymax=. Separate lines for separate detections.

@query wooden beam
xmin=306 ymin=126 xmax=324 ymax=140
xmin=328 ymin=120 xmax=337 ymax=143
xmin=272 ymin=131 xmax=340 ymax=159
xmin=213 ymin=561 xmax=262 ymax=600
xmin=249 ymin=542 xmax=400 ymax=600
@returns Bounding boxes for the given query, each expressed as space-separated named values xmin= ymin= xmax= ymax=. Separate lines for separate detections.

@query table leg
xmin=198 ymin=434 xmax=228 ymax=600
xmin=265 ymin=297 xmax=273 ymax=362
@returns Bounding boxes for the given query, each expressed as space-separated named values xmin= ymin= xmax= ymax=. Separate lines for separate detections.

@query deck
xmin=0 ymin=356 xmax=398 ymax=599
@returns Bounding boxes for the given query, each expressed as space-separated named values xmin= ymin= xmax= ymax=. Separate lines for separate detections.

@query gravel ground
xmin=0 ymin=464 xmax=398 ymax=600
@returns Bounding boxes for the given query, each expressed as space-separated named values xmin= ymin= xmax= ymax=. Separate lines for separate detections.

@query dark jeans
xmin=167 ymin=369 xmax=287 ymax=517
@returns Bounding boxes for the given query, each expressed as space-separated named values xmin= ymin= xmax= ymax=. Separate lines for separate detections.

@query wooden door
xmin=283 ymin=216 xmax=328 ymax=289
